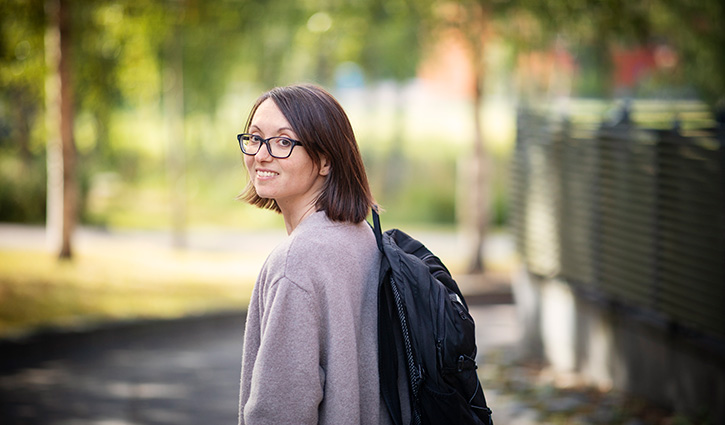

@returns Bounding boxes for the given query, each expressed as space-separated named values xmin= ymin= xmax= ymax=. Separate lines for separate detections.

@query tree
xmin=504 ymin=0 xmax=724 ymax=108
xmin=0 ymin=0 xmax=47 ymax=224
xmin=0 ymin=0 xmax=45 ymax=168
xmin=420 ymin=1 xmax=495 ymax=273
xmin=651 ymin=0 xmax=725 ymax=108
xmin=459 ymin=2 xmax=491 ymax=274
xmin=45 ymin=0 xmax=77 ymax=259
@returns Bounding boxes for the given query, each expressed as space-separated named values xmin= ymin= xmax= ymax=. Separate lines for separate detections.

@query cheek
xmin=243 ymin=156 xmax=254 ymax=173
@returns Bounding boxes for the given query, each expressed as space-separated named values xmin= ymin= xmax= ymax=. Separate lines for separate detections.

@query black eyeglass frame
xmin=237 ymin=133 xmax=303 ymax=159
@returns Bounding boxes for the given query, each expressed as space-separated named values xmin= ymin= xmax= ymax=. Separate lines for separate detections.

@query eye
xmin=249 ymin=134 xmax=263 ymax=145
xmin=276 ymin=137 xmax=293 ymax=148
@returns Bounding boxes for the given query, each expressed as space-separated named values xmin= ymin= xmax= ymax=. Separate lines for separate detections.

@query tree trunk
xmin=45 ymin=0 xmax=76 ymax=260
xmin=464 ymin=4 xmax=489 ymax=274
xmin=466 ymin=66 xmax=488 ymax=274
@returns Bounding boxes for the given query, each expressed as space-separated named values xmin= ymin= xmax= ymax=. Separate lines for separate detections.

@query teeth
xmin=257 ymin=170 xmax=278 ymax=177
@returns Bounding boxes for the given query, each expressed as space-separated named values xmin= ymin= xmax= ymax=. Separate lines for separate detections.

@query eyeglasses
xmin=237 ymin=133 xmax=303 ymax=159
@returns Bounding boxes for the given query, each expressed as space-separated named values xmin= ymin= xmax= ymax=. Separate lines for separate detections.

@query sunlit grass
xmin=0 ymin=223 xmax=516 ymax=340
xmin=0 ymin=247 xmax=258 ymax=339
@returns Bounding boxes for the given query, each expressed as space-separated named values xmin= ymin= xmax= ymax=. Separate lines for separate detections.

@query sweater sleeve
xmin=242 ymin=277 xmax=324 ymax=425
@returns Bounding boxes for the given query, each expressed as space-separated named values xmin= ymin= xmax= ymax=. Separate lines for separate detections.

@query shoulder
xmin=262 ymin=211 xmax=379 ymax=290
xmin=290 ymin=211 xmax=377 ymax=261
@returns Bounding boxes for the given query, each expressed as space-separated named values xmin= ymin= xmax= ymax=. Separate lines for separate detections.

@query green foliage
xmin=650 ymin=0 xmax=725 ymax=107
xmin=356 ymin=0 xmax=428 ymax=82
xmin=3 ymin=0 xmax=721 ymax=232
xmin=0 ymin=0 xmax=46 ymax=159
xmin=0 ymin=156 xmax=46 ymax=223
xmin=0 ymin=0 xmax=449 ymax=227
xmin=498 ymin=0 xmax=725 ymax=107
xmin=366 ymin=153 xmax=458 ymax=225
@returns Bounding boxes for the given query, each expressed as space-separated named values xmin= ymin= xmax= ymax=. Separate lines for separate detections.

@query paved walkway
xmin=0 ymin=304 xmax=523 ymax=425
xmin=0 ymin=313 xmax=246 ymax=425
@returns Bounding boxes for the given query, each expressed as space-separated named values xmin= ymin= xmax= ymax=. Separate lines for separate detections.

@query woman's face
xmin=244 ymin=99 xmax=329 ymax=215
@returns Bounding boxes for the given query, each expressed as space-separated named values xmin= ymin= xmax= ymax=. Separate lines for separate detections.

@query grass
xmin=0 ymin=243 xmax=261 ymax=339
xmin=0 ymin=218 xmax=515 ymax=340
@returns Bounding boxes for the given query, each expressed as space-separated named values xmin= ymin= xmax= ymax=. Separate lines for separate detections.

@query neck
xmin=282 ymin=202 xmax=319 ymax=234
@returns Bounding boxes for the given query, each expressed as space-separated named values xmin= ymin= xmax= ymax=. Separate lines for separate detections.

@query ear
xmin=319 ymin=155 xmax=331 ymax=176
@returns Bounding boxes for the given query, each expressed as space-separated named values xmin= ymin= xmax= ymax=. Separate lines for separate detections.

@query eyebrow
xmin=249 ymin=125 xmax=296 ymax=135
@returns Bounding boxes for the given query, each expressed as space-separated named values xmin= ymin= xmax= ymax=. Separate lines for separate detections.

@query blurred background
xmin=0 ymin=0 xmax=723 ymax=424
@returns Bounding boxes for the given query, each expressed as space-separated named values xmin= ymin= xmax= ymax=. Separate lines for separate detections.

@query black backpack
xmin=372 ymin=209 xmax=493 ymax=425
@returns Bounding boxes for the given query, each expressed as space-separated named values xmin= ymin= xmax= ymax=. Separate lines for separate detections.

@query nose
xmin=254 ymin=141 xmax=273 ymax=161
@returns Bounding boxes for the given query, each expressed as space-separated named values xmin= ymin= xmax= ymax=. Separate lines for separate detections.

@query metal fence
xmin=511 ymin=102 xmax=725 ymax=342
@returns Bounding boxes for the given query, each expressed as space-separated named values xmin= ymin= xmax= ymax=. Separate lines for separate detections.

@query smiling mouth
xmin=256 ymin=170 xmax=278 ymax=178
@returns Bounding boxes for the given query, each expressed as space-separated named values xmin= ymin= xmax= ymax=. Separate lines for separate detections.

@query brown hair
xmin=238 ymin=84 xmax=375 ymax=223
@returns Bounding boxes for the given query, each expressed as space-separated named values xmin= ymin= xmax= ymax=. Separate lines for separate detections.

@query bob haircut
xmin=239 ymin=84 xmax=375 ymax=223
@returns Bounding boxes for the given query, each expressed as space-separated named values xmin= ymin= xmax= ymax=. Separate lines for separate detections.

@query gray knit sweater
xmin=239 ymin=211 xmax=389 ymax=425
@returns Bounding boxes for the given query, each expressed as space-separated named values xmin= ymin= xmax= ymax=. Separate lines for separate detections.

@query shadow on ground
xmin=0 ymin=313 xmax=245 ymax=425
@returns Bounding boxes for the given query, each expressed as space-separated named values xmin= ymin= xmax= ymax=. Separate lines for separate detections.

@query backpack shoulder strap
xmin=372 ymin=206 xmax=383 ymax=252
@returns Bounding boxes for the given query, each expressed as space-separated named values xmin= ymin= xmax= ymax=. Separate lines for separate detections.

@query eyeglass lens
xmin=240 ymin=135 xmax=296 ymax=158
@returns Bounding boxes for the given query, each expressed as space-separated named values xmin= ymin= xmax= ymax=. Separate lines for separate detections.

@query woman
xmin=237 ymin=84 xmax=387 ymax=425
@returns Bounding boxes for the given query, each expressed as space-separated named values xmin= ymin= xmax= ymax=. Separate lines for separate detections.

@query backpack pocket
xmin=420 ymin=374 xmax=491 ymax=425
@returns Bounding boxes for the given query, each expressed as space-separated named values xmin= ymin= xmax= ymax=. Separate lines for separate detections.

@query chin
xmin=254 ymin=189 xmax=276 ymax=200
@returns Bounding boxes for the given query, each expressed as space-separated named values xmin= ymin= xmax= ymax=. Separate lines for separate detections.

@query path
xmin=0 ymin=304 xmax=521 ymax=425
xmin=0 ymin=313 xmax=246 ymax=425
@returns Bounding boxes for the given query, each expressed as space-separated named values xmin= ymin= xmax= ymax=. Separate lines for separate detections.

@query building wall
xmin=513 ymin=266 xmax=725 ymax=422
